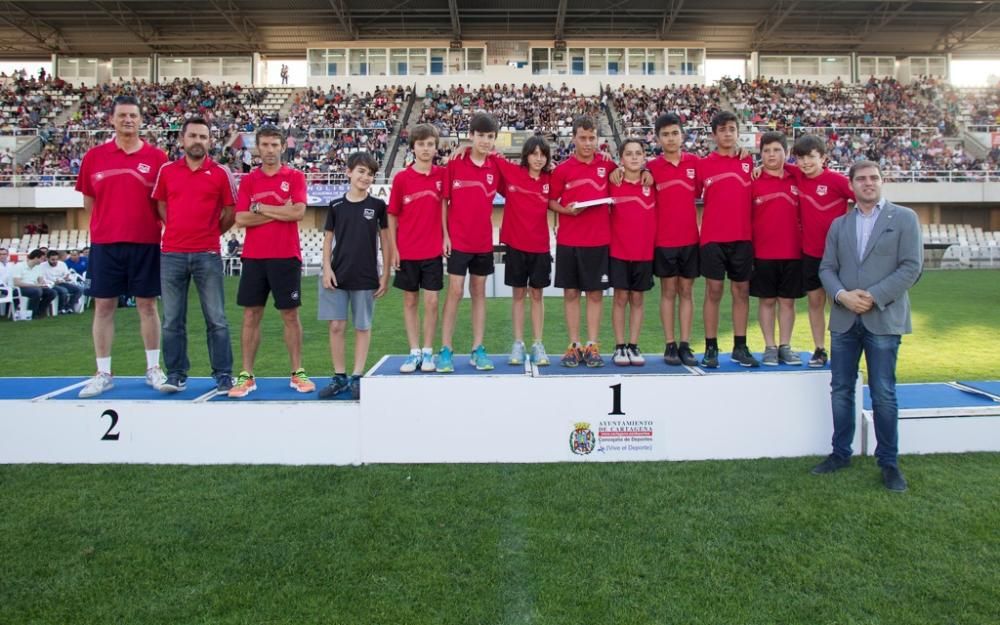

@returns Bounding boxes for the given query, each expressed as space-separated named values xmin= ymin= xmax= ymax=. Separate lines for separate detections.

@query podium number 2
xmin=101 ymin=409 xmax=120 ymax=441
xmin=609 ymin=384 xmax=625 ymax=415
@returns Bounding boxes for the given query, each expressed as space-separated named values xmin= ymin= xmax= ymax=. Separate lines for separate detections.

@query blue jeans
xmin=161 ymin=252 xmax=232 ymax=380
xmin=52 ymin=283 xmax=82 ymax=310
xmin=830 ymin=317 xmax=901 ymax=467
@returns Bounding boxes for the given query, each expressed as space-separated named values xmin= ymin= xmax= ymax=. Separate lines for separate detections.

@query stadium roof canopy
xmin=2 ymin=0 xmax=1000 ymax=58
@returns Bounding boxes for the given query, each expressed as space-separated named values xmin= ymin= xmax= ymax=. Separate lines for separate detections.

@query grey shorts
xmin=317 ymin=284 xmax=375 ymax=330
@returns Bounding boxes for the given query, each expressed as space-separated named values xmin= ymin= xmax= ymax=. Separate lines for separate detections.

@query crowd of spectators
xmin=0 ymin=246 xmax=88 ymax=320
xmin=612 ymin=84 xmax=724 ymax=136
xmin=415 ymin=83 xmax=603 ymax=136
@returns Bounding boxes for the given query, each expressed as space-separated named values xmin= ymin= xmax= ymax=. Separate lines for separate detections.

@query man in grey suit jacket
xmin=813 ymin=160 xmax=923 ymax=492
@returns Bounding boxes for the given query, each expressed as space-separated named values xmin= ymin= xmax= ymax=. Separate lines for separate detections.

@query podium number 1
xmin=609 ymin=383 xmax=625 ymax=415
xmin=101 ymin=409 xmax=120 ymax=441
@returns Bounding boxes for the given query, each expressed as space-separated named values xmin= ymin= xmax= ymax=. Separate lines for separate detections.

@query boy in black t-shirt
xmin=318 ymin=152 xmax=389 ymax=399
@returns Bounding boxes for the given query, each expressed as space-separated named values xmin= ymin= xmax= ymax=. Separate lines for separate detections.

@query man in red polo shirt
xmin=152 ymin=116 xmax=237 ymax=394
xmin=548 ymin=116 xmax=614 ymax=368
xmin=228 ymin=126 xmax=315 ymax=398
xmin=76 ymin=95 xmax=169 ymax=398
xmin=437 ymin=112 xmax=502 ymax=372
xmin=697 ymin=111 xmax=758 ymax=368
xmin=750 ymin=132 xmax=804 ymax=366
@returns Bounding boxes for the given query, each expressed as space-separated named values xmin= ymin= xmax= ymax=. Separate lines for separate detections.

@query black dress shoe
xmin=811 ymin=454 xmax=851 ymax=474
xmin=663 ymin=342 xmax=681 ymax=365
xmin=881 ymin=465 xmax=908 ymax=492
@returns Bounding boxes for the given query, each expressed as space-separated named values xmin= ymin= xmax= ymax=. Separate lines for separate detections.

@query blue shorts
xmin=85 ymin=242 xmax=161 ymax=299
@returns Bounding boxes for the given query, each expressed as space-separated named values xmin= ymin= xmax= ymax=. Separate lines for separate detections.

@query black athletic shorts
xmin=447 ymin=250 xmax=494 ymax=276
xmin=393 ymin=257 xmax=444 ymax=292
xmin=86 ymin=242 xmax=160 ymax=298
xmin=750 ymin=258 xmax=804 ymax=299
xmin=609 ymin=257 xmax=654 ymax=292
xmin=700 ymin=240 xmax=753 ymax=282
xmin=554 ymin=244 xmax=609 ymax=292
xmin=237 ymin=257 xmax=302 ymax=309
xmin=504 ymin=247 xmax=552 ymax=289
xmin=653 ymin=244 xmax=699 ymax=279
xmin=801 ymin=254 xmax=823 ymax=292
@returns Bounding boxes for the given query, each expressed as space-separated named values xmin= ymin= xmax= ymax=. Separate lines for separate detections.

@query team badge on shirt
xmin=542 ymin=183 xmax=550 ymax=194
xmin=686 ymin=169 xmax=695 ymax=179
xmin=741 ymin=163 xmax=751 ymax=173
xmin=597 ymin=167 xmax=607 ymax=178
xmin=363 ymin=208 xmax=375 ymax=220
xmin=791 ymin=185 xmax=799 ymax=195
xmin=486 ymin=173 xmax=494 ymax=185
xmin=642 ymin=186 xmax=651 ymax=196
xmin=435 ymin=180 xmax=443 ymax=191
xmin=137 ymin=163 xmax=151 ymax=174
xmin=817 ymin=185 xmax=828 ymax=196
xmin=280 ymin=181 xmax=290 ymax=192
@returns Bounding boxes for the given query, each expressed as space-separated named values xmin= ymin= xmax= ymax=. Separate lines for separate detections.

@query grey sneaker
xmin=145 ymin=365 xmax=167 ymax=390
xmin=79 ymin=372 xmax=114 ymax=398
xmin=530 ymin=342 xmax=550 ymax=366
xmin=778 ymin=345 xmax=802 ymax=366
xmin=509 ymin=340 xmax=526 ymax=365
xmin=159 ymin=373 xmax=187 ymax=393
xmin=762 ymin=346 xmax=779 ymax=366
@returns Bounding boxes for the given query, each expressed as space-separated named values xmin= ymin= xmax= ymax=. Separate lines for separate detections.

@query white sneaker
xmin=79 ymin=372 xmax=114 ymax=398
xmin=399 ymin=352 xmax=421 ymax=373
xmin=613 ymin=345 xmax=630 ymax=366
xmin=420 ymin=351 xmax=436 ymax=372
xmin=145 ymin=365 xmax=167 ymax=390
xmin=626 ymin=344 xmax=645 ymax=366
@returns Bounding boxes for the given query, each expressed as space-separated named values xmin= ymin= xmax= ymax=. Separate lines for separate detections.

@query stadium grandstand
xmin=1 ymin=2 xmax=999 ymax=623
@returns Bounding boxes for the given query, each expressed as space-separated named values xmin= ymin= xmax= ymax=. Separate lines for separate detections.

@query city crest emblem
xmin=570 ymin=422 xmax=596 ymax=455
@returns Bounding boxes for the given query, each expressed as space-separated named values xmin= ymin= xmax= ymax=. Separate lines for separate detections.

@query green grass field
xmin=4 ymin=269 xmax=999 ymax=381
xmin=1 ymin=270 xmax=998 ymax=624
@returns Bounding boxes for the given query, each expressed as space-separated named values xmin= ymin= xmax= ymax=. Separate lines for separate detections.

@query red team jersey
xmin=235 ymin=165 xmax=307 ymax=260
xmin=751 ymin=171 xmax=801 ymax=260
xmin=445 ymin=153 xmax=500 ymax=254
xmin=548 ymin=153 xmax=613 ymax=247
xmin=495 ymin=157 xmax=551 ymax=254
xmin=609 ymin=179 xmax=657 ymax=261
xmin=646 ymin=152 xmax=701 ymax=248
xmin=387 ymin=164 xmax=448 ymax=261
xmin=152 ymin=158 xmax=237 ymax=253
xmin=696 ymin=152 xmax=753 ymax=246
xmin=76 ymin=140 xmax=168 ymax=245
xmin=793 ymin=167 xmax=854 ymax=257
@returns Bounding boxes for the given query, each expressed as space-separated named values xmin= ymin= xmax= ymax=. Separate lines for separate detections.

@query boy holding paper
xmin=547 ymin=116 xmax=614 ymax=368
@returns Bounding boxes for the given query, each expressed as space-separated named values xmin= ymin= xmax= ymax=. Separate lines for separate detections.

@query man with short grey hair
xmin=813 ymin=160 xmax=923 ymax=492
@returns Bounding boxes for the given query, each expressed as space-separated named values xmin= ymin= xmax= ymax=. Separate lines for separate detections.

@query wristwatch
xmin=251 ymin=203 xmax=260 ymax=214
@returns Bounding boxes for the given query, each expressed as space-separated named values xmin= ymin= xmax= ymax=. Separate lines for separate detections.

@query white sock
xmin=96 ymin=357 xmax=111 ymax=375
xmin=410 ymin=348 xmax=421 ymax=356
xmin=145 ymin=349 xmax=160 ymax=369
xmin=421 ymin=347 xmax=433 ymax=356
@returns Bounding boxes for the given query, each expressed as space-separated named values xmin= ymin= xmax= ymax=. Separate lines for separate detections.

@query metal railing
xmin=0 ymin=171 xmax=349 ymax=187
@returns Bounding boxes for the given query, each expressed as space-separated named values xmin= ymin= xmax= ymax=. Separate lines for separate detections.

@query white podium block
xmin=861 ymin=382 xmax=1000 ymax=455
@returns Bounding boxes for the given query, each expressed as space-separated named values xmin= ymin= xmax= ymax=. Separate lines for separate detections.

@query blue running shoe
xmin=471 ymin=344 xmax=494 ymax=371
xmin=436 ymin=346 xmax=455 ymax=373
xmin=399 ymin=352 xmax=422 ymax=373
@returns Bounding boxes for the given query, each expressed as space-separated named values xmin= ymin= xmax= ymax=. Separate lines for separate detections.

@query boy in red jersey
xmin=750 ymin=132 xmax=804 ymax=366
xmin=609 ymin=139 xmax=656 ymax=366
xmin=229 ymin=126 xmax=315 ymax=397
xmin=76 ymin=95 xmax=169 ymax=398
xmin=438 ymin=113 xmax=502 ymax=372
xmin=494 ymin=136 xmax=553 ymax=366
xmin=697 ymin=111 xmax=758 ymax=368
xmin=791 ymin=134 xmax=854 ymax=367
xmin=548 ymin=116 xmax=614 ymax=368
xmin=646 ymin=113 xmax=702 ymax=367
xmin=388 ymin=124 xmax=447 ymax=374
